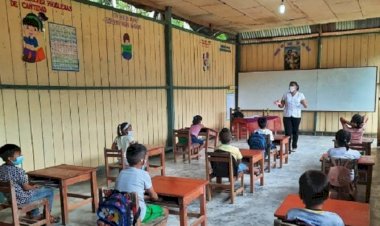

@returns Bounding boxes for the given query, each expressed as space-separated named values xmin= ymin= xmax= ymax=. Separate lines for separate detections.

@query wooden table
xmin=320 ymin=154 xmax=375 ymax=203
xmin=151 ymin=176 xmax=208 ymax=226
xmin=274 ymin=194 xmax=370 ymax=226
xmin=240 ymin=149 xmax=264 ymax=193
xmin=147 ymin=146 xmax=166 ymax=176
xmin=199 ymin=127 xmax=218 ymax=152
xmin=28 ymin=164 xmax=98 ymax=225
xmin=274 ymin=135 xmax=290 ymax=168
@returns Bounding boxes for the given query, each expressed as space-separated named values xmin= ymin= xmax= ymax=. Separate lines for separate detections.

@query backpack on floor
xmin=247 ymin=132 xmax=266 ymax=150
xmin=97 ymin=190 xmax=139 ymax=226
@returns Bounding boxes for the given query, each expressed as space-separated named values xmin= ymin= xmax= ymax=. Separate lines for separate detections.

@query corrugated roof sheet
xmin=241 ymin=25 xmax=312 ymax=39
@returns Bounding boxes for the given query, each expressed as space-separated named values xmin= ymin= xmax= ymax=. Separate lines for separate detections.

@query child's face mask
xmin=12 ymin=156 xmax=24 ymax=165
xmin=141 ymin=159 xmax=147 ymax=171
xmin=289 ymin=86 xmax=296 ymax=92
xmin=127 ymin=131 xmax=133 ymax=137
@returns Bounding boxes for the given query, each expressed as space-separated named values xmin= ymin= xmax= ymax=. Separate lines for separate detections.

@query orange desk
xmin=28 ymin=164 xmax=98 ymax=225
xmin=275 ymin=194 xmax=370 ymax=226
xmin=274 ymin=135 xmax=290 ymax=168
xmin=152 ymin=176 xmax=208 ymax=226
xmin=240 ymin=149 xmax=264 ymax=193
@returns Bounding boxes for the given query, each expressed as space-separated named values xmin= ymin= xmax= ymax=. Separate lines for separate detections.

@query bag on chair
xmin=247 ymin=132 xmax=266 ymax=150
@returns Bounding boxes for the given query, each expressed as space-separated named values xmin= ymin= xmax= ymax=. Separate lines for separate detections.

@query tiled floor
xmin=0 ymin=135 xmax=379 ymax=225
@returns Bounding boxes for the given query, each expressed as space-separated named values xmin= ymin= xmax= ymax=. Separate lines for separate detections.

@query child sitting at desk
xmin=340 ymin=114 xmax=368 ymax=144
xmin=0 ymin=144 xmax=60 ymax=223
xmin=111 ymin=122 xmax=135 ymax=164
xmin=217 ymin=128 xmax=248 ymax=173
xmin=286 ymin=170 xmax=344 ymax=226
xmin=254 ymin=117 xmax=276 ymax=149
xmin=115 ymin=143 xmax=167 ymax=224
xmin=189 ymin=115 xmax=204 ymax=145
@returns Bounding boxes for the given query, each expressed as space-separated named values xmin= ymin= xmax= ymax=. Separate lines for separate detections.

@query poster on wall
xmin=121 ymin=33 xmax=132 ymax=60
xmin=203 ymin=52 xmax=210 ymax=71
xmin=284 ymin=46 xmax=301 ymax=70
xmin=48 ymin=22 xmax=79 ymax=71
xmin=22 ymin=12 xmax=49 ymax=63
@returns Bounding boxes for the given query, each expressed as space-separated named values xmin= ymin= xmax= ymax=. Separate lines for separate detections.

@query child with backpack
xmin=248 ymin=117 xmax=276 ymax=153
xmin=114 ymin=143 xmax=168 ymax=224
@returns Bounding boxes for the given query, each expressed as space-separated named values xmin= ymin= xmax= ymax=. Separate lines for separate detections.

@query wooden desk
xmin=147 ymin=146 xmax=166 ymax=176
xmin=199 ymin=128 xmax=218 ymax=152
xmin=28 ymin=164 xmax=98 ymax=225
xmin=358 ymin=137 xmax=374 ymax=155
xmin=274 ymin=135 xmax=290 ymax=168
xmin=240 ymin=149 xmax=264 ymax=193
xmin=151 ymin=176 xmax=208 ymax=226
xmin=320 ymin=154 xmax=375 ymax=203
xmin=274 ymin=194 xmax=370 ymax=226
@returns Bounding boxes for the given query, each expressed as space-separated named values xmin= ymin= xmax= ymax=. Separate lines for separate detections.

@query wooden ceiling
xmin=125 ymin=0 xmax=380 ymax=33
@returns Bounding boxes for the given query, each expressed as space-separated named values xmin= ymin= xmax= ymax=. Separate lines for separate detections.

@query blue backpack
xmin=97 ymin=190 xmax=139 ymax=226
xmin=247 ymin=132 xmax=266 ymax=150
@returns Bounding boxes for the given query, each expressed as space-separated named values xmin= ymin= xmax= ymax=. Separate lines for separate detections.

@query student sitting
xmin=112 ymin=122 xmax=135 ymax=164
xmin=217 ymin=128 xmax=248 ymax=173
xmin=286 ymin=170 xmax=344 ymax=226
xmin=0 ymin=144 xmax=60 ymax=223
xmin=115 ymin=143 xmax=167 ymax=224
xmin=189 ymin=115 xmax=204 ymax=145
xmin=340 ymin=114 xmax=368 ymax=144
xmin=232 ymin=107 xmax=244 ymax=119
xmin=254 ymin=117 xmax=276 ymax=149
xmin=328 ymin=129 xmax=361 ymax=181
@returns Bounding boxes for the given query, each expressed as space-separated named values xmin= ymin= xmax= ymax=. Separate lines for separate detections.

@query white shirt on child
xmin=114 ymin=135 xmax=134 ymax=153
xmin=254 ymin=128 xmax=274 ymax=141
xmin=327 ymin=147 xmax=361 ymax=160
xmin=282 ymin=91 xmax=305 ymax=118
xmin=287 ymin=208 xmax=344 ymax=226
xmin=115 ymin=167 xmax=152 ymax=220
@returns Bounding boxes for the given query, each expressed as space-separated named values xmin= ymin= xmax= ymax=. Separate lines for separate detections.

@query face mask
xmin=142 ymin=159 xmax=147 ymax=171
xmin=289 ymin=86 xmax=296 ymax=92
xmin=12 ymin=156 xmax=24 ymax=165
xmin=127 ymin=131 xmax=133 ymax=137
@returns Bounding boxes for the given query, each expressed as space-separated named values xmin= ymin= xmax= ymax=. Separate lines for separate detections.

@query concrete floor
xmin=1 ymin=135 xmax=379 ymax=225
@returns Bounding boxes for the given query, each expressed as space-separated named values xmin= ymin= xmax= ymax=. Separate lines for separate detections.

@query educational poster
xmin=48 ymin=23 xmax=79 ymax=71
xmin=22 ymin=12 xmax=49 ymax=63
xmin=121 ymin=33 xmax=132 ymax=60
xmin=284 ymin=46 xmax=300 ymax=70
xmin=226 ymin=91 xmax=235 ymax=120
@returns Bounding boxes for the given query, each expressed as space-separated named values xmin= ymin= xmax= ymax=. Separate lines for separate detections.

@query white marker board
xmin=238 ymin=67 xmax=377 ymax=112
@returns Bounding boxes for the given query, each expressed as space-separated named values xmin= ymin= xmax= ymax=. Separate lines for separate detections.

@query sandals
xmin=50 ymin=215 xmax=61 ymax=224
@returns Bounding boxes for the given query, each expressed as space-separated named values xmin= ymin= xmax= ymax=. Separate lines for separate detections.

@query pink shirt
xmin=189 ymin=124 xmax=203 ymax=136
xmin=342 ymin=123 xmax=365 ymax=144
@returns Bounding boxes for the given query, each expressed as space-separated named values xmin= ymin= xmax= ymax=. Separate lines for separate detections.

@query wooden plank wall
xmin=240 ymin=35 xmax=380 ymax=134
xmin=172 ymin=29 xmax=235 ymax=131
xmin=0 ymin=0 xmax=167 ymax=170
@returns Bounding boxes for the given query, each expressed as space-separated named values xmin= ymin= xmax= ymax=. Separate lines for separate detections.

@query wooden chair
xmin=172 ymin=129 xmax=201 ymax=163
xmin=322 ymin=157 xmax=358 ymax=201
xmin=0 ymin=181 xmax=51 ymax=226
xmin=104 ymin=148 xmax=127 ymax=187
xmin=98 ymin=188 xmax=168 ymax=226
xmin=348 ymin=143 xmax=367 ymax=155
xmin=265 ymin=134 xmax=278 ymax=173
xmin=206 ymin=151 xmax=244 ymax=204
xmin=146 ymin=146 xmax=166 ymax=176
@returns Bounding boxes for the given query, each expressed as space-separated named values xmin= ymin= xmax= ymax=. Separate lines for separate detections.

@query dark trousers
xmin=283 ymin=117 xmax=301 ymax=150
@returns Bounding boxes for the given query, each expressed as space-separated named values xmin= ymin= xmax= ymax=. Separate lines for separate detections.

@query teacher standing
xmin=276 ymin=81 xmax=307 ymax=152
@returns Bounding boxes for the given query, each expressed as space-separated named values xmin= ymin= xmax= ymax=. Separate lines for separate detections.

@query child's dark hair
xmin=289 ymin=81 xmax=299 ymax=91
xmin=0 ymin=144 xmax=21 ymax=162
xmin=117 ymin=122 xmax=130 ymax=136
xmin=22 ymin=12 xmax=48 ymax=31
xmin=126 ymin=143 xmax=147 ymax=166
xmin=258 ymin=117 xmax=267 ymax=129
xmin=335 ymin=129 xmax=351 ymax=150
xmin=350 ymin=114 xmax=364 ymax=129
xmin=192 ymin=115 xmax=203 ymax=125
xmin=219 ymin=128 xmax=232 ymax=144
xmin=299 ymin=170 xmax=329 ymax=208
xmin=123 ymin=33 xmax=130 ymax=43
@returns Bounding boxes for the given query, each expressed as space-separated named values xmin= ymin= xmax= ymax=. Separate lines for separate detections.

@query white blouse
xmin=282 ymin=91 xmax=305 ymax=118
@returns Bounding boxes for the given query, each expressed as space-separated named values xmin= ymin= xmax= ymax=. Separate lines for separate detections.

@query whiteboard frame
xmin=238 ymin=66 xmax=378 ymax=112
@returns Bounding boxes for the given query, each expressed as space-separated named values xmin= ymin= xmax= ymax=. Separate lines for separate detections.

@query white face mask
xmin=127 ymin=131 xmax=133 ymax=137
xmin=289 ymin=86 xmax=296 ymax=92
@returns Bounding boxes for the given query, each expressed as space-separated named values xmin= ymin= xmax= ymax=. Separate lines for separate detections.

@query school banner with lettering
xmin=49 ymin=23 xmax=79 ymax=71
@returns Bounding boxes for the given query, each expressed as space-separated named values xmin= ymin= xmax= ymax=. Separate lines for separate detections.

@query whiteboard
xmin=238 ymin=67 xmax=377 ymax=112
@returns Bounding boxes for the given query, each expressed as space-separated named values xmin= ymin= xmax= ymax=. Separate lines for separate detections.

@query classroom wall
xmin=240 ymin=34 xmax=380 ymax=134
xmin=172 ymin=29 xmax=235 ymax=131
xmin=0 ymin=0 xmax=167 ymax=170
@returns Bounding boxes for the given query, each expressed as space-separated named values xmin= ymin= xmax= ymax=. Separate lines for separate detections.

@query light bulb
xmin=278 ymin=1 xmax=285 ymax=14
